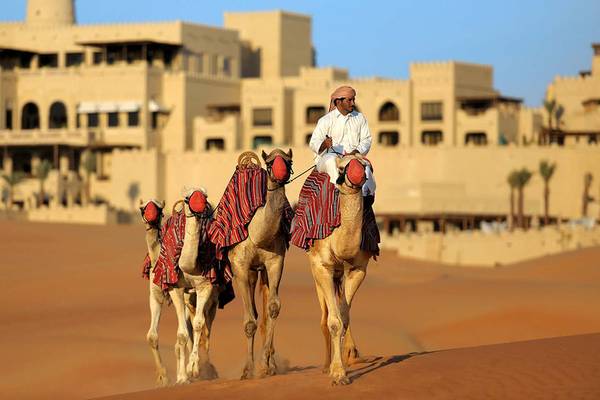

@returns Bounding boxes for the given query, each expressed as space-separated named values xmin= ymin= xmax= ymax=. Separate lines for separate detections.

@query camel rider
xmin=309 ymin=85 xmax=376 ymax=198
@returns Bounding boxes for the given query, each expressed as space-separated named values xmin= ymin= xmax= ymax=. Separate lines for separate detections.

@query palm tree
xmin=539 ymin=160 xmax=556 ymax=226
xmin=554 ymin=104 xmax=565 ymax=131
xmin=507 ymin=170 xmax=520 ymax=230
xmin=1 ymin=171 xmax=26 ymax=209
xmin=34 ymin=159 xmax=52 ymax=207
xmin=543 ymin=98 xmax=556 ymax=145
xmin=515 ymin=168 xmax=533 ymax=229
xmin=582 ymin=172 xmax=594 ymax=218
xmin=81 ymin=150 xmax=96 ymax=206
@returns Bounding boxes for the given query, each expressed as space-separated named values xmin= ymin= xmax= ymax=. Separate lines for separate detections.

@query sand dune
xmin=0 ymin=221 xmax=599 ymax=399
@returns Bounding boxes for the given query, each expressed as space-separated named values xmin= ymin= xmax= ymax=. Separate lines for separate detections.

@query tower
xmin=26 ymin=0 xmax=76 ymax=26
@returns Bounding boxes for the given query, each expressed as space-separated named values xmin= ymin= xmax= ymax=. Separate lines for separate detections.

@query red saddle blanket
xmin=208 ymin=166 xmax=294 ymax=259
xmin=142 ymin=209 xmax=234 ymax=308
xmin=290 ymin=170 xmax=380 ymax=257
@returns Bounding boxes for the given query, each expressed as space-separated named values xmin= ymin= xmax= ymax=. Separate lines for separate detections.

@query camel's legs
xmin=168 ymin=287 xmax=191 ymax=384
xmin=340 ymin=266 xmax=367 ymax=365
xmin=147 ymin=285 xmax=169 ymax=387
xmin=312 ymin=275 xmax=331 ymax=373
xmin=187 ymin=281 xmax=218 ymax=380
xmin=259 ymin=257 xmax=284 ymax=377
xmin=235 ymin=265 xmax=259 ymax=379
xmin=311 ymin=262 xmax=349 ymax=385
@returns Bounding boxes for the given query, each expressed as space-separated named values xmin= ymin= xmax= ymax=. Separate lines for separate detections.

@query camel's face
xmin=262 ymin=148 xmax=293 ymax=184
xmin=336 ymin=155 xmax=368 ymax=191
xmin=139 ymin=199 xmax=165 ymax=226
xmin=184 ymin=189 xmax=211 ymax=218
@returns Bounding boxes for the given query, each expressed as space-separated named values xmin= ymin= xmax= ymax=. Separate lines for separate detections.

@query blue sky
xmin=3 ymin=0 xmax=599 ymax=106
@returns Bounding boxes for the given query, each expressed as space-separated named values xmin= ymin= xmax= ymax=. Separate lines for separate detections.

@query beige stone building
xmin=1 ymin=0 xmax=599 ymax=237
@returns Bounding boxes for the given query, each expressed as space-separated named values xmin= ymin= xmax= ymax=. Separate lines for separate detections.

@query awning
xmin=77 ymin=101 xmax=141 ymax=113
xmin=149 ymin=100 xmax=169 ymax=113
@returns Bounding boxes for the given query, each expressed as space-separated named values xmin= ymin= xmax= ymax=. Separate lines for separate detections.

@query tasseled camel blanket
xmin=290 ymin=170 xmax=380 ymax=257
xmin=141 ymin=208 xmax=234 ymax=308
xmin=208 ymin=165 xmax=294 ymax=259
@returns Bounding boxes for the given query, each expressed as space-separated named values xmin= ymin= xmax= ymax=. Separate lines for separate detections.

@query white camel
xmin=139 ymin=189 xmax=222 ymax=386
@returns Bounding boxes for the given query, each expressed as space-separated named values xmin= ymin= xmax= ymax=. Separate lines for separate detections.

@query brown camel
xmin=307 ymin=154 xmax=374 ymax=385
xmin=224 ymin=149 xmax=293 ymax=379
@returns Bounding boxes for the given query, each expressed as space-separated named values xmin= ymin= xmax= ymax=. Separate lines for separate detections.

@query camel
xmin=306 ymin=154 xmax=374 ymax=385
xmin=222 ymin=149 xmax=293 ymax=379
xmin=139 ymin=189 xmax=221 ymax=386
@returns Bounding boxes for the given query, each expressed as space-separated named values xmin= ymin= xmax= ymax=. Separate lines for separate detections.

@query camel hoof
xmin=332 ymin=375 xmax=351 ymax=386
xmin=200 ymin=363 xmax=219 ymax=380
xmin=156 ymin=372 xmax=169 ymax=387
xmin=241 ymin=367 xmax=253 ymax=380
xmin=175 ymin=377 xmax=190 ymax=385
xmin=259 ymin=365 xmax=277 ymax=378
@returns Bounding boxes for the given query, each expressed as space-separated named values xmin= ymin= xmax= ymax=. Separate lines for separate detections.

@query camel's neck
xmin=179 ymin=214 xmax=201 ymax=274
xmin=144 ymin=224 xmax=161 ymax=267
xmin=248 ymin=179 xmax=286 ymax=247
xmin=334 ymin=188 xmax=363 ymax=255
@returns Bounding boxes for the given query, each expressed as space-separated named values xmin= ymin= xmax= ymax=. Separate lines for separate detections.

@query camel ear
xmin=261 ymin=150 xmax=268 ymax=161
xmin=287 ymin=148 xmax=293 ymax=159
xmin=160 ymin=200 xmax=165 ymax=209
xmin=139 ymin=198 xmax=144 ymax=206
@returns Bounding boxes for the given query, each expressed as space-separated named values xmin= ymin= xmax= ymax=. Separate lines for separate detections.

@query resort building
xmin=0 ymin=0 xmax=599 ymax=232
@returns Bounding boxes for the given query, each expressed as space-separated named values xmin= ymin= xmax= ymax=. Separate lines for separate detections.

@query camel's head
xmin=139 ymin=199 xmax=165 ymax=227
xmin=335 ymin=154 xmax=369 ymax=193
xmin=262 ymin=148 xmax=293 ymax=184
xmin=183 ymin=187 xmax=212 ymax=218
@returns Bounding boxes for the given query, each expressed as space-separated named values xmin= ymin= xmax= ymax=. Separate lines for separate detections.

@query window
xmin=108 ymin=112 xmax=120 ymax=127
xmin=205 ymin=138 xmax=225 ymax=150
xmin=93 ymin=52 xmax=103 ymax=65
xmin=589 ymin=134 xmax=598 ymax=145
xmin=306 ymin=106 xmax=326 ymax=124
xmin=21 ymin=102 xmax=40 ymax=130
xmin=253 ymin=108 xmax=273 ymax=127
xmin=196 ymin=53 xmax=204 ymax=74
xmin=88 ymin=113 xmax=99 ymax=128
xmin=49 ymin=102 xmax=68 ymax=129
xmin=421 ymin=102 xmax=443 ymax=121
xmin=421 ymin=130 xmax=443 ymax=145
xmin=19 ymin=54 xmax=33 ymax=69
xmin=127 ymin=111 xmax=139 ymax=127
xmin=39 ymin=54 xmax=58 ymax=68
xmin=465 ymin=132 xmax=488 ymax=146
xmin=163 ymin=48 xmax=174 ymax=68
xmin=252 ymin=135 xmax=273 ymax=149
xmin=379 ymin=102 xmax=400 ymax=122
xmin=66 ymin=52 xmax=84 ymax=67
xmin=106 ymin=45 xmax=123 ymax=65
xmin=378 ymin=131 xmax=399 ymax=146
xmin=126 ymin=45 xmax=143 ymax=64
xmin=222 ymin=57 xmax=231 ymax=76
xmin=76 ymin=113 xmax=81 ymax=128
xmin=5 ymin=108 xmax=12 ymax=130
xmin=151 ymin=112 xmax=158 ymax=130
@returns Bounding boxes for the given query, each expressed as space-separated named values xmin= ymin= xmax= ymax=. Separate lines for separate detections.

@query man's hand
xmin=347 ymin=149 xmax=359 ymax=155
xmin=319 ymin=136 xmax=333 ymax=153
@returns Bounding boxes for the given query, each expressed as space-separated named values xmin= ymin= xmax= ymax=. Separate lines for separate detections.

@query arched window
xmin=379 ymin=102 xmax=400 ymax=122
xmin=378 ymin=131 xmax=400 ymax=146
xmin=306 ymin=106 xmax=326 ymax=124
xmin=21 ymin=102 xmax=40 ymax=130
xmin=421 ymin=130 xmax=443 ymax=146
xmin=465 ymin=132 xmax=487 ymax=146
xmin=49 ymin=101 xmax=68 ymax=129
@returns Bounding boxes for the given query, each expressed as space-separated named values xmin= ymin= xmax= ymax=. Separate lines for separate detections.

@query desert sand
xmin=1 ymin=220 xmax=599 ymax=399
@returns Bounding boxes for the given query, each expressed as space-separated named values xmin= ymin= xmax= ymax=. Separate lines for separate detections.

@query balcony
xmin=0 ymin=127 xmax=146 ymax=148
xmin=0 ymin=129 xmax=88 ymax=146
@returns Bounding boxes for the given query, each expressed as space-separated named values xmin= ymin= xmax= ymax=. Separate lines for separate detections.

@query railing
xmin=0 ymin=127 xmax=146 ymax=147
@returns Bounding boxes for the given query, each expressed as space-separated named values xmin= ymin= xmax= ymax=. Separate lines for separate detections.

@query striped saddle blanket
xmin=142 ymin=208 xmax=234 ymax=308
xmin=208 ymin=165 xmax=294 ymax=259
xmin=290 ymin=170 xmax=380 ymax=257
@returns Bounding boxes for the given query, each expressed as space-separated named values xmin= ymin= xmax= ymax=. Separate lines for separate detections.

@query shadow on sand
xmin=348 ymin=352 xmax=428 ymax=382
